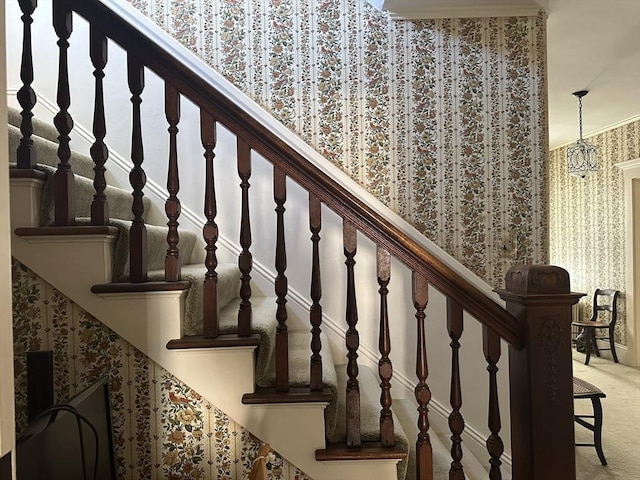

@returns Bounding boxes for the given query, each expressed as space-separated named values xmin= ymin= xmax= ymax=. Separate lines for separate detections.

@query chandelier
xmin=567 ymin=90 xmax=598 ymax=178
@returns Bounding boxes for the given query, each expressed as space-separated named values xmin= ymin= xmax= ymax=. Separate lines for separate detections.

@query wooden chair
xmin=573 ymin=376 xmax=607 ymax=465
xmin=572 ymin=289 xmax=620 ymax=365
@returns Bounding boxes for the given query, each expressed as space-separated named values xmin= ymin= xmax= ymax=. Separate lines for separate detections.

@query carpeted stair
xmin=8 ymin=108 xmax=466 ymax=479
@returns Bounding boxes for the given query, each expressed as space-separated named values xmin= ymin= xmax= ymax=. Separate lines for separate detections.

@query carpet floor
xmin=572 ymin=348 xmax=640 ymax=480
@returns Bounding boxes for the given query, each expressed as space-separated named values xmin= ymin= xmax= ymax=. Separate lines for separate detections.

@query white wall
xmin=5 ymin=0 xmax=512 ymax=462
xmin=0 ymin=0 xmax=16 ymax=474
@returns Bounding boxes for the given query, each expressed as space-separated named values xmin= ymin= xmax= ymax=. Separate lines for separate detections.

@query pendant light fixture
xmin=567 ymin=90 xmax=598 ymax=178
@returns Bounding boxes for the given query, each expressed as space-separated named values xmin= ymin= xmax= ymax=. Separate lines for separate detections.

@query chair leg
xmin=585 ymin=328 xmax=593 ymax=365
xmin=590 ymin=397 xmax=607 ymax=466
xmin=592 ymin=330 xmax=601 ymax=357
xmin=609 ymin=328 xmax=619 ymax=363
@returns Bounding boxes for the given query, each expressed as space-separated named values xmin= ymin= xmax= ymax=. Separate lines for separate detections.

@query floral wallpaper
xmin=125 ymin=0 xmax=549 ymax=288
xmin=548 ymin=119 xmax=640 ymax=345
xmin=12 ymin=259 xmax=313 ymax=480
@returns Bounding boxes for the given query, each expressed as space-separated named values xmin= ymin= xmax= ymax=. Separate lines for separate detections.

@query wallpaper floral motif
xmin=12 ymin=259 xmax=313 ymax=480
xmin=126 ymin=0 xmax=549 ymax=288
xmin=548 ymin=119 xmax=640 ymax=345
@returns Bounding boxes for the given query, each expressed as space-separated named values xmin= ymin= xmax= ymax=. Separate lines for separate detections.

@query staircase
xmin=7 ymin=0 xmax=581 ymax=479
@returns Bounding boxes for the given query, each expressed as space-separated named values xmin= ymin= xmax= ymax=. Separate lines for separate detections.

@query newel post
xmin=497 ymin=265 xmax=583 ymax=480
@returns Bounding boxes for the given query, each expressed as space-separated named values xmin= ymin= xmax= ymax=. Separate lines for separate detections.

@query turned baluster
xmin=274 ymin=167 xmax=289 ymax=392
xmin=53 ymin=0 xmax=74 ymax=225
xmin=164 ymin=83 xmax=181 ymax=281
xmin=127 ymin=55 xmax=147 ymax=282
xmin=447 ymin=298 xmax=465 ymax=479
xmin=377 ymin=246 xmax=394 ymax=446
xmin=16 ymin=0 xmax=37 ymax=169
xmin=483 ymin=326 xmax=504 ymax=480
xmin=89 ymin=25 xmax=109 ymax=226
xmin=309 ymin=193 xmax=323 ymax=391
xmin=237 ymin=137 xmax=253 ymax=336
xmin=201 ymin=110 xmax=219 ymax=338
xmin=413 ymin=272 xmax=433 ymax=480
xmin=344 ymin=220 xmax=361 ymax=447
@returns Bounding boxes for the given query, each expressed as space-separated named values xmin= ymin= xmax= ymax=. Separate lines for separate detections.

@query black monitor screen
xmin=16 ymin=376 xmax=116 ymax=480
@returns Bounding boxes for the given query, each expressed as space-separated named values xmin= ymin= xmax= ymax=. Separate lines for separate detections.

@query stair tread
xmin=92 ymin=280 xmax=191 ymax=293
xmin=316 ymin=442 xmax=408 ymax=461
xmin=9 ymin=167 xmax=48 ymax=181
xmin=166 ymin=333 xmax=261 ymax=349
xmin=242 ymin=386 xmax=334 ymax=404
xmin=15 ymin=225 xmax=120 ymax=237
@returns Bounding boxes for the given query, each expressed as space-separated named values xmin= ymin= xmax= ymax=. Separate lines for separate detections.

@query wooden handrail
xmin=64 ymin=0 xmax=523 ymax=349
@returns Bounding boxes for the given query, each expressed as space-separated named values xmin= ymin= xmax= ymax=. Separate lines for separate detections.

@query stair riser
xmin=10 ymin=178 xmax=45 ymax=228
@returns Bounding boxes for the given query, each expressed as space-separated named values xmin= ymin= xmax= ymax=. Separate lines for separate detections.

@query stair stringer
xmin=9 ymin=180 xmax=401 ymax=480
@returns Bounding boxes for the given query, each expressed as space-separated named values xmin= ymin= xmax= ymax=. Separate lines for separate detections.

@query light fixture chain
xmin=578 ymin=96 xmax=583 ymax=140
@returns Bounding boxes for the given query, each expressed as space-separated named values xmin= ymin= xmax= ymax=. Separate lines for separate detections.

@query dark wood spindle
xmin=201 ymin=109 xmax=218 ymax=338
xmin=344 ymin=220 xmax=361 ymax=447
xmin=89 ymin=25 xmax=109 ymax=226
xmin=164 ymin=83 xmax=181 ymax=281
xmin=447 ymin=298 xmax=465 ymax=480
xmin=377 ymin=246 xmax=394 ymax=447
xmin=274 ymin=167 xmax=289 ymax=392
xmin=53 ymin=0 xmax=75 ymax=226
xmin=413 ymin=271 xmax=433 ymax=480
xmin=16 ymin=0 xmax=37 ymax=169
xmin=483 ymin=325 xmax=504 ymax=480
xmin=237 ymin=137 xmax=253 ymax=336
xmin=127 ymin=55 xmax=147 ymax=282
xmin=309 ymin=193 xmax=323 ymax=391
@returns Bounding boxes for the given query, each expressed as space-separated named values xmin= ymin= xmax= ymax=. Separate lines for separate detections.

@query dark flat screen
xmin=16 ymin=377 xmax=116 ymax=480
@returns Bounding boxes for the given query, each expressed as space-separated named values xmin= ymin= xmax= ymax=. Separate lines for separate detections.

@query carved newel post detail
xmin=497 ymin=265 xmax=583 ymax=480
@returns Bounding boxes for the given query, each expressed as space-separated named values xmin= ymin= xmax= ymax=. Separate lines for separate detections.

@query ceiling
xmin=370 ymin=0 xmax=640 ymax=149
